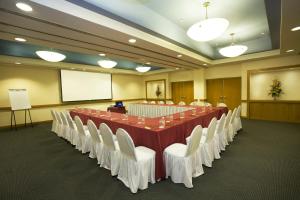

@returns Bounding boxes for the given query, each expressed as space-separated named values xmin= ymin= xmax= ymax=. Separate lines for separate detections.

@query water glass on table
xmin=159 ymin=117 xmax=166 ymax=128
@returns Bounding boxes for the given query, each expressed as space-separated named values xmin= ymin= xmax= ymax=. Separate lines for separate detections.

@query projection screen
xmin=60 ymin=70 xmax=112 ymax=102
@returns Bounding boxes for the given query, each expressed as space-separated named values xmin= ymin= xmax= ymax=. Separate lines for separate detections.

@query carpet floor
xmin=0 ymin=119 xmax=299 ymax=200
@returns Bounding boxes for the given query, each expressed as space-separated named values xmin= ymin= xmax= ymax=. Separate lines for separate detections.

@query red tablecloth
xmin=70 ymin=106 xmax=227 ymax=180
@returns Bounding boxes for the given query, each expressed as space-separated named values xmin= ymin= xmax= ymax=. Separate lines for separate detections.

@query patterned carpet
xmin=0 ymin=119 xmax=299 ymax=200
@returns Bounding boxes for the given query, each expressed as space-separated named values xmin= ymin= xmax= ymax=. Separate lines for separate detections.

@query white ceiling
xmin=80 ymin=0 xmax=273 ymax=58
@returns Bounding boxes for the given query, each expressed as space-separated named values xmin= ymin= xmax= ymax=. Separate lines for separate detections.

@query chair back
xmin=190 ymin=101 xmax=197 ymax=106
xmin=185 ymin=125 xmax=203 ymax=157
xmin=50 ymin=110 xmax=57 ymax=121
xmin=116 ymin=128 xmax=137 ymax=161
xmin=236 ymin=105 xmax=241 ymax=118
xmin=217 ymin=103 xmax=227 ymax=107
xmin=65 ymin=112 xmax=76 ymax=129
xmin=54 ymin=111 xmax=63 ymax=124
xmin=87 ymin=120 xmax=101 ymax=143
xmin=230 ymin=108 xmax=237 ymax=124
xmin=158 ymin=101 xmax=164 ymax=104
xmin=60 ymin=112 xmax=68 ymax=126
xmin=224 ymin=110 xmax=232 ymax=129
xmin=99 ymin=123 xmax=116 ymax=151
xmin=74 ymin=116 xmax=86 ymax=136
xmin=166 ymin=100 xmax=174 ymax=105
xmin=142 ymin=100 xmax=148 ymax=104
xmin=216 ymin=113 xmax=226 ymax=134
xmin=150 ymin=101 xmax=156 ymax=104
xmin=206 ymin=117 xmax=218 ymax=142
xmin=178 ymin=101 xmax=186 ymax=106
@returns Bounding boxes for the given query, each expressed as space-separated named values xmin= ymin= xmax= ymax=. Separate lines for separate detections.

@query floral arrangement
xmin=268 ymin=79 xmax=283 ymax=100
xmin=155 ymin=85 xmax=162 ymax=98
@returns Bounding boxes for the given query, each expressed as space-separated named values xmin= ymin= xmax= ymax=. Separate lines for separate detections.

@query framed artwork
xmin=145 ymin=79 xmax=166 ymax=100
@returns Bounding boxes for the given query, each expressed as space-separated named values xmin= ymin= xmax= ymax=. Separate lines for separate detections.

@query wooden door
xmin=223 ymin=78 xmax=241 ymax=110
xmin=171 ymin=81 xmax=194 ymax=104
xmin=206 ymin=77 xmax=241 ymax=110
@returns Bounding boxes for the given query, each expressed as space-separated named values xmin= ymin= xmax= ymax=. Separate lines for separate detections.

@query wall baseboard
xmin=0 ymin=120 xmax=52 ymax=129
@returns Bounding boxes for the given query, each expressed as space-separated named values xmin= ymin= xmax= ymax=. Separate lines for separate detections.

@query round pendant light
xmin=36 ymin=51 xmax=66 ymax=62
xmin=219 ymin=33 xmax=248 ymax=57
xmin=136 ymin=65 xmax=151 ymax=73
xmin=97 ymin=60 xmax=117 ymax=68
xmin=187 ymin=1 xmax=229 ymax=42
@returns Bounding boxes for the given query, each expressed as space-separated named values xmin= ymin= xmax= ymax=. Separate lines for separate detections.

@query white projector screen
xmin=60 ymin=70 xmax=112 ymax=102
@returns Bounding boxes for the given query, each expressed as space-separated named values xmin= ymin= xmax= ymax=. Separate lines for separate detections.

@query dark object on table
xmin=115 ymin=101 xmax=123 ymax=107
xmin=107 ymin=105 xmax=126 ymax=114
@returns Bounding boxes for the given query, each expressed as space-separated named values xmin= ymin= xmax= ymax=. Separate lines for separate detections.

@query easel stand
xmin=10 ymin=109 xmax=33 ymax=131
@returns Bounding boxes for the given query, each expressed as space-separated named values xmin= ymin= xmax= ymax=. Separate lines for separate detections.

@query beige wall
xmin=0 ymin=65 xmax=144 ymax=127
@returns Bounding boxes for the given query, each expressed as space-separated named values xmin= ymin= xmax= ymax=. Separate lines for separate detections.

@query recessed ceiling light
xmin=175 ymin=67 xmax=180 ymax=70
xmin=291 ymin=26 xmax=300 ymax=31
xmin=128 ymin=39 xmax=136 ymax=43
xmin=15 ymin=62 xmax=21 ymax=65
xmin=99 ymin=53 xmax=106 ymax=56
xmin=177 ymin=54 xmax=182 ymax=58
xmin=71 ymin=67 xmax=75 ymax=70
xmin=261 ymin=32 xmax=265 ymax=35
xmin=203 ymin=63 xmax=207 ymax=66
xmin=146 ymin=62 xmax=151 ymax=65
xmin=14 ymin=37 xmax=26 ymax=42
xmin=286 ymin=49 xmax=294 ymax=53
xmin=16 ymin=2 xmax=33 ymax=12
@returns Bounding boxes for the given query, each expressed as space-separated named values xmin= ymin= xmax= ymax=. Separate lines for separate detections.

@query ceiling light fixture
xmin=15 ymin=62 xmax=21 ymax=65
xmin=36 ymin=51 xmax=66 ymax=62
xmin=97 ymin=59 xmax=117 ymax=68
xmin=146 ymin=62 xmax=151 ymax=65
xmin=203 ymin=63 xmax=207 ymax=66
xmin=177 ymin=54 xmax=182 ymax=58
xmin=291 ymin=26 xmax=300 ymax=31
xmin=219 ymin=33 xmax=248 ymax=57
xmin=187 ymin=1 xmax=229 ymax=42
xmin=16 ymin=2 xmax=33 ymax=12
xmin=285 ymin=49 xmax=294 ymax=53
xmin=128 ymin=39 xmax=136 ymax=43
xmin=99 ymin=53 xmax=106 ymax=56
xmin=136 ymin=65 xmax=151 ymax=73
xmin=14 ymin=37 xmax=26 ymax=42
xmin=175 ymin=67 xmax=180 ymax=70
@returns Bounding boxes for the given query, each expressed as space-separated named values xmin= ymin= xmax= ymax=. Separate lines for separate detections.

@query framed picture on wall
xmin=145 ymin=79 xmax=166 ymax=100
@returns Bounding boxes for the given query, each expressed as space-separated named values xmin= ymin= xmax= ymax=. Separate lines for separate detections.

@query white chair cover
xmin=65 ymin=112 xmax=77 ymax=146
xmin=74 ymin=116 xmax=91 ymax=154
xmin=215 ymin=113 xmax=226 ymax=152
xmin=178 ymin=101 xmax=186 ymax=106
xmin=142 ymin=100 xmax=148 ymax=104
xmin=99 ymin=123 xmax=120 ymax=176
xmin=217 ymin=102 xmax=227 ymax=107
xmin=234 ymin=105 xmax=242 ymax=132
xmin=166 ymin=100 xmax=174 ymax=105
xmin=60 ymin=112 xmax=70 ymax=141
xmin=228 ymin=108 xmax=237 ymax=142
xmin=205 ymin=102 xmax=212 ymax=107
xmin=158 ymin=101 xmax=164 ymax=104
xmin=200 ymin=117 xmax=219 ymax=167
xmin=50 ymin=110 xmax=58 ymax=133
xmin=190 ymin=101 xmax=197 ymax=106
xmin=116 ymin=128 xmax=155 ymax=193
xmin=87 ymin=120 xmax=103 ymax=164
xmin=150 ymin=101 xmax=156 ymax=104
xmin=223 ymin=110 xmax=232 ymax=146
xmin=54 ymin=111 xmax=63 ymax=137
xmin=164 ymin=125 xmax=204 ymax=188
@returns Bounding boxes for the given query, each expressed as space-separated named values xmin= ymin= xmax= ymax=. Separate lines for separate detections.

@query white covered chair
xmin=178 ymin=101 xmax=186 ymax=106
xmin=65 ymin=112 xmax=78 ymax=146
xmin=189 ymin=101 xmax=198 ymax=106
xmin=99 ymin=123 xmax=120 ymax=176
xmin=234 ymin=105 xmax=242 ymax=132
xmin=54 ymin=111 xmax=63 ymax=137
xmin=205 ymin=102 xmax=212 ymax=107
xmin=217 ymin=102 xmax=227 ymax=107
xmin=87 ymin=120 xmax=103 ymax=164
xmin=215 ymin=113 xmax=226 ymax=152
xmin=142 ymin=100 xmax=148 ymax=104
xmin=74 ymin=116 xmax=92 ymax=154
xmin=60 ymin=112 xmax=70 ymax=141
xmin=116 ymin=128 xmax=155 ymax=193
xmin=200 ymin=117 xmax=220 ymax=167
xmin=158 ymin=100 xmax=164 ymax=104
xmin=164 ymin=125 xmax=204 ymax=188
xmin=223 ymin=110 xmax=232 ymax=146
xmin=150 ymin=101 xmax=156 ymax=104
xmin=166 ymin=100 xmax=174 ymax=105
xmin=228 ymin=108 xmax=237 ymax=142
xmin=50 ymin=110 xmax=58 ymax=134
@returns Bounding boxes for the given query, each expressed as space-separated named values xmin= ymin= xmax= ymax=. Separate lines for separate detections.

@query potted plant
xmin=268 ymin=79 xmax=283 ymax=100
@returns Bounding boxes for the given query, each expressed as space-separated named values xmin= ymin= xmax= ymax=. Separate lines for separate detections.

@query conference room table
xmin=70 ymin=105 xmax=228 ymax=181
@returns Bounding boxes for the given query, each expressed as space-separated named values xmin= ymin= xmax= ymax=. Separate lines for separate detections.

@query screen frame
xmin=59 ymin=69 xmax=113 ymax=103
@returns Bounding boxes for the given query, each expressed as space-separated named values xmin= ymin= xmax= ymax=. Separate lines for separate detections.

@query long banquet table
xmin=70 ymin=105 xmax=227 ymax=180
